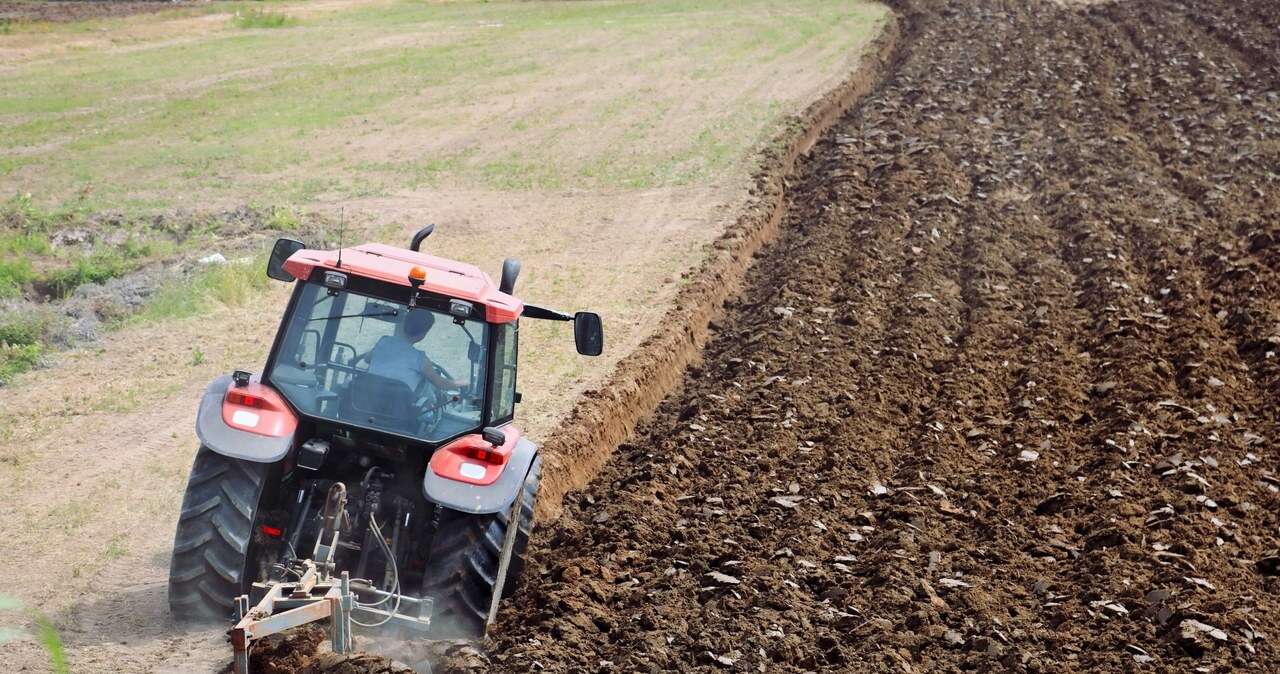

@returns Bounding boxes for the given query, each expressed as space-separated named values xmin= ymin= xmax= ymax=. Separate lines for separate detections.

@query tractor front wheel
xmin=167 ymin=446 xmax=272 ymax=622
xmin=422 ymin=456 xmax=540 ymax=638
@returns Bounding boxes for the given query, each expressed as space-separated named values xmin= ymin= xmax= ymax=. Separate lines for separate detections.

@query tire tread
xmin=167 ymin=447 xmax=269 ymax=622
xmin=421 ymin=456 xmax=540 ymax=637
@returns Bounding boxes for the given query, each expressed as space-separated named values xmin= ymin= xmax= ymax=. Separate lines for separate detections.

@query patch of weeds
xmin=38 ymin=251 xmax=129 ymax=299
xmin=0 ymin=193 xmax=90 ymax=231
xmin=0 ymin=344 xmax=41 ymax=385
xmin=104 ymin=535 xmax=128 ymax=561
xmin=0 ymin=312 xmax=58 ymax=347
xmin=0 ymin=231 xmax=51 ymax=257
xmin=190 ymin=348 xmax=205 ymax=366
xmin=0 ymin=259 xmax=34 ymax=299
xmin=119 ymin=236 xmax=173 ymax=260
xmin=139 ymin=256 xmax=269 ymax=322
xmin=1 ymin=194 xmax=154 ymax=299
xmin=265 ymin=205 xmax=303 ymax=232
xmin=232 ymin=9 xmax=294 ymax=29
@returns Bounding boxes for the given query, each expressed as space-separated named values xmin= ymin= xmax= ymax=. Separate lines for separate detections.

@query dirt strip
xmin=485 ymin=0 xmax=1280 ymax=671
xmin=0 ymin=1 xmax=196 ymax=23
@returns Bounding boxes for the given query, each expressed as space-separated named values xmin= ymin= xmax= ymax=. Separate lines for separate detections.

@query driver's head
xmin=404 ymin=309 xmax=434 ymax=343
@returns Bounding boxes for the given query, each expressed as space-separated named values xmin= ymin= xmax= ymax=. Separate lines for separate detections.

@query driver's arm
xmin=421 ymin=357 xmax=457 ymax=391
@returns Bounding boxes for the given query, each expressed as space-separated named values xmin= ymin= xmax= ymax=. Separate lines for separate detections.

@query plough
xmin=228 ymin=480 xmax=523 ymax=673
xmin=229 ymin=484 xmax=434 ymax=674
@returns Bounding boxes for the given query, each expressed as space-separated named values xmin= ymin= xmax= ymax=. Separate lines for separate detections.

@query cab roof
xmin=282 ymin=243 xmax=523 ymax=323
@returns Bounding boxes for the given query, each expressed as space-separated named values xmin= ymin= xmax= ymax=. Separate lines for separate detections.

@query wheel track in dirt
xmin=484 ymin=0 xmax=1280 ymax=671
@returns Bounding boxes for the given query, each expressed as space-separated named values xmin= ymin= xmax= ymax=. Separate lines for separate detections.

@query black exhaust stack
xmin=500 ymin=258 xmax=521 ymax=294
xmin=410 ymin=224 xmax=435 ymax=252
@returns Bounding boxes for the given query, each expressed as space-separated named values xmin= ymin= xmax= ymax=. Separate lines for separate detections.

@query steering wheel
xmin=414 ymin=362 xmax=459 ymax=433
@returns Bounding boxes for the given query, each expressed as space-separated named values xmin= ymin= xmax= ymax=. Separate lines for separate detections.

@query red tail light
xmin=227 ymin=390 xmax=264 ymax=408
xmin=462 ymin=446 xmax=506 ymax=465
xmin=260 ymin=525 xmax=283 ymax=538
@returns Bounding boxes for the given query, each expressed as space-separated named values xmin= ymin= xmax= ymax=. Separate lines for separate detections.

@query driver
xmin=359 ymin=309 xmax=459 ymax=394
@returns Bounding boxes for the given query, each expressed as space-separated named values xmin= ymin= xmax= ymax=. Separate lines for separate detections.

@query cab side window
xmin=489 ymin=322 xmax=518 ymax=423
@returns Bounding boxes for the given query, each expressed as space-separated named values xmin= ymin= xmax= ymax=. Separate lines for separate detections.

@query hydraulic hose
xmin=350 ymin=513 xmax=402 ymax=628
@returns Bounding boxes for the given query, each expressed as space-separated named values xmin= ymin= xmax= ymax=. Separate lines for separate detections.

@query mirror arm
xmin=521 ymin=303 xmax=573 ymax=321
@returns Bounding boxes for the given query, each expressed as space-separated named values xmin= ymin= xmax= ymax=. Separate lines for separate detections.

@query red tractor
xmin=167 ymin=227 xmax=602 ymax=646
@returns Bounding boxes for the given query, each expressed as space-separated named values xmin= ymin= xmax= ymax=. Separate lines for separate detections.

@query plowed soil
xmin=480 ymin=0 xmax=1280 ymax=671
xmin=0 ymin=1 xmax=192 ymax=23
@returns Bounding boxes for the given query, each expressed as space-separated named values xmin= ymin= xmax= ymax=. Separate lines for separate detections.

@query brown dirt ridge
xmin=481 ymin=0 xmax=1280 ymax=671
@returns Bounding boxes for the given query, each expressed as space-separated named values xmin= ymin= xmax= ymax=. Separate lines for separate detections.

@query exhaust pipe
xmin=410 ymin=224 xmax=435 ymax=252
xmin=500 ymin=258 xmax=521 ymax=294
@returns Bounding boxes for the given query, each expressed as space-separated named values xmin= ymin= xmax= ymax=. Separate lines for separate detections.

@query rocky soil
xmin=483 ymin=0 xmax=1280 ymax=671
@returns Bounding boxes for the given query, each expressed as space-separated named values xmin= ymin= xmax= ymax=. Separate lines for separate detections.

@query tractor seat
xmin=340 ymin=373 xmax=419 ymax=434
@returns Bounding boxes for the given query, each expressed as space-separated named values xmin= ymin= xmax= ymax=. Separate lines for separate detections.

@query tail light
xmin=462 ymin=446 xmax=506 ymax=465
xmin=227 ymin=390 xmax=265 ymax=408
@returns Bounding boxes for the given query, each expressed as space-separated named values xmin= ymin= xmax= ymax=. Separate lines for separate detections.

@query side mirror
xmin=267 ymin=238 xmax=306 ymax=282
xmin=481 ymin=427 xmax=506 ymax=448
xmin=573 ymin=311 xmax=603 ymax=356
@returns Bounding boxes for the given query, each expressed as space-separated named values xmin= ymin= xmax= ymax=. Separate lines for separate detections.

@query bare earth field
xmin=484 ymin=0 xmax=1280 ymax=671
xmin=0 ymin=0 xmax=889 ymax=672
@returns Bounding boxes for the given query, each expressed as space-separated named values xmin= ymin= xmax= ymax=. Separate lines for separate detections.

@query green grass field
xmin=0 ymin=0 xmax=887 ymax=213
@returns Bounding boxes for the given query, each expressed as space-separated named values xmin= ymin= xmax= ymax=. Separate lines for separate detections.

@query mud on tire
xmin=422 ymin=456 xmax=540 ymax=638
xmin=167 ymin=446 xmax=271 ymax=622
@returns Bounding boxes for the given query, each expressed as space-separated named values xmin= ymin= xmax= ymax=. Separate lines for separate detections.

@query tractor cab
xmin=261 ymin=231 xmax=601 ymax=447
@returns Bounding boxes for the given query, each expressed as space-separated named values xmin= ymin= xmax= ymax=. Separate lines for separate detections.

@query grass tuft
xmin=0 ymin=259 xmax=34 ymax=299
xmin=0 ymin=312 xmax=58 ymax=348
xmin=33 ymin=616 xmax=68 ymax=674
xmin=0 ymin=231 xmax=51 ymax=257
xmin=39 ymin=252 xmax=130 ymax=299
xmin=0 ymin=193 xmax=88 ymax=232
xmin=0 ymin=596 xmax=69 ymax=674
xmin=265 ymin=205 xmax=303 ymax=232
xmin=232 ymin=10 xmax=294 ymax=29
xmin=0 ymin=343 xmax=41 ymax=385
xmin=139 ymin=257 xmax=269 ymax=322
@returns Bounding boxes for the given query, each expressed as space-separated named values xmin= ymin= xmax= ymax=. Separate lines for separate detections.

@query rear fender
xmin=195 ymin=375 xmax=297 ymax=463
xmin=424 ymin=428 xmax=537 ymax=514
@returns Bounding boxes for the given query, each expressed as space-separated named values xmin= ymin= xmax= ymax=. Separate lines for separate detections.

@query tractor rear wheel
xmin=422 ymin=457 xmax=540 ymax=638
xmin=168 ymin=446 xmax=272 ymax=622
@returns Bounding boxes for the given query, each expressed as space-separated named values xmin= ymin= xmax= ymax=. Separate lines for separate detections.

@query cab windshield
xmin=268 ymin=282 xmax=488 ymax=443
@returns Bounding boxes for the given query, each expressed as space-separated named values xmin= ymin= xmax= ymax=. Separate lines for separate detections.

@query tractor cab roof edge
xmin=283 ymin=242 xmax=524 ymax=323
